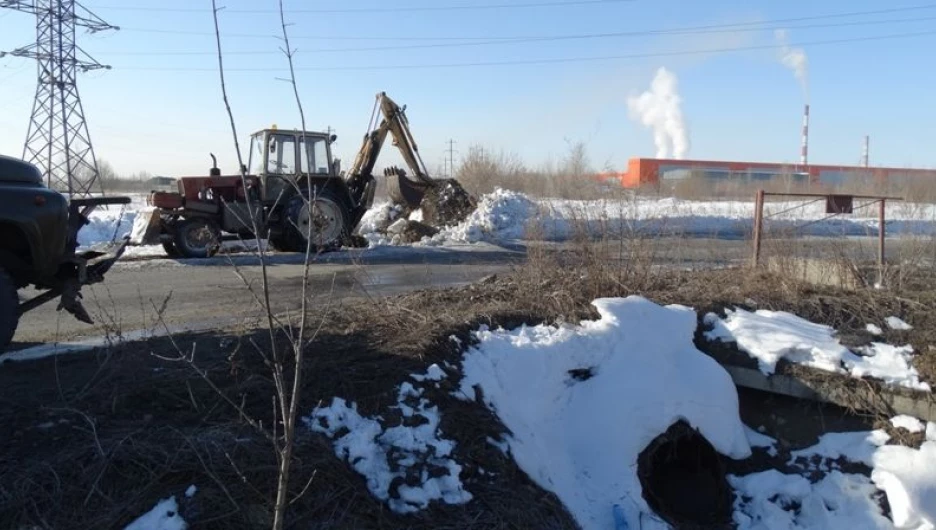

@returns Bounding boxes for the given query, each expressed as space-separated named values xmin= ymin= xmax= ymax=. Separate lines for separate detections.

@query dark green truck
xmin=0 ymin=154 xmax=130 ymax=351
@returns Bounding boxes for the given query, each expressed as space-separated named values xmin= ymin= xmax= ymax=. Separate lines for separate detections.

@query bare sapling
xmin=201 ymin=1 xmax=328 ymax=528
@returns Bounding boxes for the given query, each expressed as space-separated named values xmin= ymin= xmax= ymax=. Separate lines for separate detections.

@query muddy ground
xmin=1 ymin=263 xmax=934 ymax=529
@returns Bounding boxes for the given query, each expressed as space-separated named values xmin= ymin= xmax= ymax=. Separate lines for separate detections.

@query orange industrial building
xmin=600 ymin=158 xmax=936 ymax=190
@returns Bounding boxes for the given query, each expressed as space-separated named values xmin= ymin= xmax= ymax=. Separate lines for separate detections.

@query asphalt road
xmin=10 ymin=243 xmax=525 ymax=348
xmin=10 ymin=235 xmax=932 ymax=350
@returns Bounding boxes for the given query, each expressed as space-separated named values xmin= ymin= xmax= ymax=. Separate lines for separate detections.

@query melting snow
xmin=867 ymin=323 xmax=884 ymax=335
xmin=732 ymin=420 xmax=936 ymax=529
xmin=887 ymin=316 xmax=914 ymax=331
xmin=704 ymin=308 xmax=930 ymax=391
xmin=410 ymin=363 xmax=446 ymax=382
xmin=458 ymin=295 xmax=751 ymax=530
xmin=890 ymin=415 xmax=926 ymax=434
xmin=730 ymin=470 xmax=894 ymax=529
xmin=123 ymin=496 xmax=186 ymax=530
xmin=304 ymin=378 xmax=471 ymax=514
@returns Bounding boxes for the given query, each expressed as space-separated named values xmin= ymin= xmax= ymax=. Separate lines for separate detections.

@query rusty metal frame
xmin=750 ymin=190 xmax=904 ymax=287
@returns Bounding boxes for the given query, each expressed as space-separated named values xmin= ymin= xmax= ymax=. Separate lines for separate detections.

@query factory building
xmin=600 ymin=157 xmax=936 ymax=192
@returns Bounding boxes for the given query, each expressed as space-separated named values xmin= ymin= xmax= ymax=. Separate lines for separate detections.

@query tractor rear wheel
xmin=173 ymin=218 xmax=222 ymax=259
xmin=0 ymin=267 xmax=19 ymax=352
xmin=284 ymin=189 xmax=349 ymax=253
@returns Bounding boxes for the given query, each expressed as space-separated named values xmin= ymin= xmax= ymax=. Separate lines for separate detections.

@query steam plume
xmin=775 ymin=29 xmax=809 ymax=100
xmin=626 ymin=67 xmax=689 ymax=159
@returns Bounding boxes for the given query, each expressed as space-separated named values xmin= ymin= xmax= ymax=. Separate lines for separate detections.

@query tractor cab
xmin=247 ymin=127 xmax=340 ymax=204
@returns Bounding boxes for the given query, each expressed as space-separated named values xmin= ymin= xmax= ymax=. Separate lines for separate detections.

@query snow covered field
xmin=81 ymin=190 xmax=936 ymax=256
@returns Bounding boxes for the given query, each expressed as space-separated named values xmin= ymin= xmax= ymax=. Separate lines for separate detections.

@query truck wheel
xmin=0 ymin=267 xmax=19 ymax=352
xmin=285 ymin=190 xmax=349 ymax=252
xmin=173 ymin=218 xmax=222 ymax=259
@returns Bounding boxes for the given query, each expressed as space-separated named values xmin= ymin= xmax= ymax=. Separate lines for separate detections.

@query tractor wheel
xmin=0 ymin=267 xmax=19 ymax=352
xmin=173 ymin=218 xmax=222 ymax=259
xmin=284 ymin=189 xmax=349 ymax=253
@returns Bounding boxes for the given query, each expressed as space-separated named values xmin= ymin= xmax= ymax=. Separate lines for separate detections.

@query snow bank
xmin=705 ymin=308 xmax=930 ymax=391
xmin=123 ymin=496 xmax=186 ymax=530
xmin=458 ymin=295 xmax=751 ymax=530
xmin=304 ymin=375 xmax=471 ymax=514
xmin=81 ymin=191 xmax=936 ymax=253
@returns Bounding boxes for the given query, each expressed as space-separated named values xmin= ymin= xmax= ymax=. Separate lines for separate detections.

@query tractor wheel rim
xmin=185 ymin=224 xmax=214 ymax=249
xmin=297 ymin=198 xmax=343 ymax=245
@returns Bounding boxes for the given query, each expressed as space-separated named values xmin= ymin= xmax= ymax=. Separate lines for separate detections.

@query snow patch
xmin=184 ymin=485 xmax=197 ymax=498
xmin=123 ymin=496 xmax=186 ymax=530
xmin=887 ymin=316 xmax=913 ymax=331
xmin=705 ymin=308 xmax=930 ymax=391
xmin=459 ymin=295 xmax=751 ymax=530
xmin=890 ymin=415 xmax=926 ymax=434
xmin=411 ymin=363 xmax=446 ymax=382
xmin=304 ymin=382 xmax=471 ymax=514
xmin=866 ymin=323 xmax=883 ymax=335
xmin=729 ymin=470 xmax=893 ymax=529
xmin=744 ymin=425 xmax=778 ymax=456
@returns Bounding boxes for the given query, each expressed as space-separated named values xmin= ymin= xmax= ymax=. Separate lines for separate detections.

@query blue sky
xmin=2 ymin=0 xmax=935 ymax=177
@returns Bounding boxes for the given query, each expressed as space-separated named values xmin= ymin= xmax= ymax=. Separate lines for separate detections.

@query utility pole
xmin=0 ymin=0 xmax=118 ymax=199
xmin=444 ymin=138 xmax=457 ymax=178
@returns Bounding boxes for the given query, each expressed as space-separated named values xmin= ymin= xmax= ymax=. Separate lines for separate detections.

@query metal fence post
xmin=752 ymin=189 xmax=765 ymax=268
xmin=878 ymin=199 xmax=886 ymax=287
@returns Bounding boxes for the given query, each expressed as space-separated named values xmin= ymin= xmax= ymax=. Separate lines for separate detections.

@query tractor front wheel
xmin=0 ymin=267 xmax=19 ymax=352
xmin=173 ymin=218 xmax=222 ymax=259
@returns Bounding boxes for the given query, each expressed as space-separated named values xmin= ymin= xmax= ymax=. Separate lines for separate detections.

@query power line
xmin=83 ymin=0 xmax=635 ymax=14
xmin=115 ymin=3 xmax=936 ymax=41
xmin=102 ymin=15 xmax=936 ymax=56
xmin=110 ymin=29 xmax=936 ymax=72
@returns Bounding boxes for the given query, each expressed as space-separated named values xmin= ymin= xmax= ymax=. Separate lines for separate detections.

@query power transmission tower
xmin=444 ymin=138 xmax=457 ymax=178
xmin=0 ymin=0 xmax=118 ymax=199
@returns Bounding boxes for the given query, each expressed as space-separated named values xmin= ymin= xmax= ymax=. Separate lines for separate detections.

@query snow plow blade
xmin=385 ymin=169 xmax=432 ymax=209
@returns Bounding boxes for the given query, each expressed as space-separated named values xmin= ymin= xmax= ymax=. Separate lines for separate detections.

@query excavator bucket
xmin=385 ymin=170 xmax=432 ymax=209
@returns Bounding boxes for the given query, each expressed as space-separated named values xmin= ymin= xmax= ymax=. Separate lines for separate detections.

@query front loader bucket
xmin=129 ymin=208 xmax=163 ymax=245
xmin=386 ymin=172 xmax=431 ymax=209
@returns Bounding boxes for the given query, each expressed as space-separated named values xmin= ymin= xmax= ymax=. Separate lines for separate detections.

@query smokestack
xmin=862 ymin=135 xmax=870 ymax=167
xmin=800 ymin=104 xmax=809 ymax=166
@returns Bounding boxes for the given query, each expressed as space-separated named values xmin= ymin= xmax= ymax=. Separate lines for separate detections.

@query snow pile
xmin=304 ymin=373 xmax=471 ymax=514
xmin=705 ymin=308 xmax=930 ymax=391
xmin=123 ymin=496 xmax=187 ymax=530
xmin=457 ymin=295 xmax=752 ymax=530
xmin=78 ymin=205 xmax=138 ymax=248
xmin=357 ymin=200 xmax=410 ymax=246
xmin=432 ymin=188 xmax=540 ymax=243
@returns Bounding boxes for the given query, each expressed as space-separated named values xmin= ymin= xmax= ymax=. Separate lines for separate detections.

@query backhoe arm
xmin=345 ymin=92 xmax=434 ymax=208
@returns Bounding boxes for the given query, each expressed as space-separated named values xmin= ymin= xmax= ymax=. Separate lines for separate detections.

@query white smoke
xmin=774 ymin=29 xmax=809 ymax=99
xmin=626 ymin=66 xmax=689 ymax=159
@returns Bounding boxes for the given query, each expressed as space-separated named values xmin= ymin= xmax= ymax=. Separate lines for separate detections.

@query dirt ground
xmin=2 ymin=261 xmax=934 ymax=529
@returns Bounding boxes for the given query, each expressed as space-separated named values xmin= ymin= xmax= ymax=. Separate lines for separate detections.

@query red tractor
xmin=131 ymin=92 xmax=438 ymax=258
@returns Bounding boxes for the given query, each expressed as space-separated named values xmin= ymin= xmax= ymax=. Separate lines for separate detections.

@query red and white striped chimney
xmin=800 ymin=104 xmax=809 ymax=166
